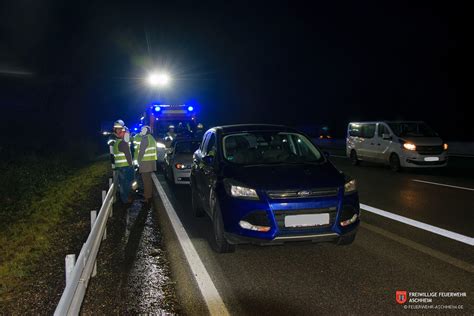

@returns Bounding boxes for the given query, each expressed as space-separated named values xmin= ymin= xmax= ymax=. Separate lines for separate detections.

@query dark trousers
xmin=141 ymin=172 xmax=153 ymax=200
xmin=117 ymin=166 xmax=134 ymax=203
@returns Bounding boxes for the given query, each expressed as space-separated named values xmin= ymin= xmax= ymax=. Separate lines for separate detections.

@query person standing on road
xmin=195 ymin=123 xmax=205 ymax=139
xmin=164 ymin=125 xmax=176 ymax=148
xmin=136 ymin=126 xmax=157 ymax=206
xmin=112 ymin=121 xmax=134 ymax=204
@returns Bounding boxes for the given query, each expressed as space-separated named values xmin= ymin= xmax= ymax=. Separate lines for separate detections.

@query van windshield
xmin=223 ymin=132 xmax=324 ymax=165
xmin=388 ymin=122 xmax=438 ymax=138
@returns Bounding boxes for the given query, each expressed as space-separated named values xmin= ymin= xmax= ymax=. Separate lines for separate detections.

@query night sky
xmin=0 ymin=1 xmax=470 ymax=153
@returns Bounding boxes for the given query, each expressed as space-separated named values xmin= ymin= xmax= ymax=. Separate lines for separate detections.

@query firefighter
xmin=136 ymin=126 xmax=157 ymax=206
xmin=164 ymin=125 xmax=176 ymax=148
xmin=111 ymin=120 xmax=134 ymax=204
xmin=195 ymin=123 xmax=205 ymax=139
xmin=132 ymin=132 xmax=142 ymax=164
xmin=166 ymin=125 xmax=176 ymax=139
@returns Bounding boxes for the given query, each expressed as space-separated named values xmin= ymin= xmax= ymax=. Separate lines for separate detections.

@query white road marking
xmin=412 ymin=179 xmax=474 ymax=192
xmin=360 ymin=203 xmax=474 ymax=246
xmin=151 ymin=174 xmax=230 ymax=316
xmin=362 ymin=223 xmax=474 ymax=273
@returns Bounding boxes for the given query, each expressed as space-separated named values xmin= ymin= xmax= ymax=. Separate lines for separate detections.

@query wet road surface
xmin=153 ymin=155 xmax=474 ymax=314
xmin=82 ymin=199 xmax=180 ymax=314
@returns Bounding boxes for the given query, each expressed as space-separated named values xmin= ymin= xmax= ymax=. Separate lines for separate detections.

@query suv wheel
xmin=389 ymin=153 xmax=402 ymax=172
xmin=337 ymin=234 xmax=356 ymax=246
xmin=210 ymin=201 xmax=235 ymax=253
xmin=350 ymin=150 xmax=360 ymax=166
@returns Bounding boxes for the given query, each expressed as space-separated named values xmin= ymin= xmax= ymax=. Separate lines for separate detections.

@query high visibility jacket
xmin=133 ymin=135 xmax=142 ymax=160
xmin=141 ymin=135 xmax=158 ymax=162
xmin=113 ymin=139 xmax=131 ymax=168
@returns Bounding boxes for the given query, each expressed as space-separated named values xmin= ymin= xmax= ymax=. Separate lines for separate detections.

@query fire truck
xmin=142 ymin=104 xmax=199 ymax=141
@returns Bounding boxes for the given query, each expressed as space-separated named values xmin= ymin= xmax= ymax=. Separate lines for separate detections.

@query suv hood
xmin=223 ymin=161 xmax=344 ymax=190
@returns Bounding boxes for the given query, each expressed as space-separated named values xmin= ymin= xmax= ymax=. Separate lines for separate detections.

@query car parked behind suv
xmin=164 ymin=138 xmax=201 ymax=185
xmin=191 ymin=124 xmax=360 ymax=253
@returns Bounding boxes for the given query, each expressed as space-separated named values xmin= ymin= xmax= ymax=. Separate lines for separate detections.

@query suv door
xmin=201 ymin=132 xmax=218 ymax=214
xmin=193 ymin=132 xmax=210 ymax=203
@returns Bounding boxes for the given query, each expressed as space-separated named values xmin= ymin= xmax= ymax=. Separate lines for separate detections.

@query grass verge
xmin=0 ymin=160 xmax=109 ymax=298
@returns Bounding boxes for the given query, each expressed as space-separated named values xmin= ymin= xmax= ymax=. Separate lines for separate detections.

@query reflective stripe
xmin=145 ymin=147 xmax=156 ymax=152
xmin=113 ymin=139 xmax=131 ymax=167
xmin=143 ymin=153 xmax=157 ymax=157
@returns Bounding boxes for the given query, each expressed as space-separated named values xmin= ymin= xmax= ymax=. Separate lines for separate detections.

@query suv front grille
xmin=416 ymin=145 xmax=443 ymax=155
xmin=273 ymin=207 xmax=337 ymax=232
xmin=267 ymin=187 xmax=339 ymax=199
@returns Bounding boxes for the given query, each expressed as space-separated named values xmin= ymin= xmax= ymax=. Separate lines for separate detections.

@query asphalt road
xmin=153 ymin=156 xmax=474 ymax=315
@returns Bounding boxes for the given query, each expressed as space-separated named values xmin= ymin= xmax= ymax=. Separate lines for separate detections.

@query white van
xmin=346 ymin=121 xmax=448 ymax=171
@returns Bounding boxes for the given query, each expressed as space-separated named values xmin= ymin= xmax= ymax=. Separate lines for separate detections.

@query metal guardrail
xmin=54 ymin=178 xmax=116 ymax=315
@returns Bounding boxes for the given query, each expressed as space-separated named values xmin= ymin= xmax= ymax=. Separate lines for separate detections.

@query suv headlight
xmin=344 ymin=179 xmax=357 ymax=195
xmin=224 ymin=179 xmax=259 ymax=200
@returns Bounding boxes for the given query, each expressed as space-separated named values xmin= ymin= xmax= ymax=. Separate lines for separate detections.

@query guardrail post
xmin=90 ymin=210 xmax=97 ymax=277
xmin=65 ymin=254 xmax=76 ymax=285
xmin=108 ymin=178 xmax=114 ymax=216
xmin=101 ymin=190 xmax=108 ymax=239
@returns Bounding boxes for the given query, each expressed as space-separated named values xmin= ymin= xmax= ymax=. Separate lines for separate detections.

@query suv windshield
xmin=175 ymin=140 xmax=201 ymax=154
xmin=388 ymin=122 xmax=438 ymax=138
xmin=223 ymin=131 xmax=324 ymax=165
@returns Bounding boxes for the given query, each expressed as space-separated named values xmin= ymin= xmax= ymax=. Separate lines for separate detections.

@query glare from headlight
xmin=443 ymin=143 xmax=448 ymax=150
xmin=403 ymin=143 xmax=416 ymax=151
xmin=344 ymin=179 xmax=357 ymax=195
xmin=230 ymin=185 xmax=259 ymax=199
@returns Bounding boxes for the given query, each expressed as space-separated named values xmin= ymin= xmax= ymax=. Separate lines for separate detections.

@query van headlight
xmin=403 ymin=143 xmax=416 ymax=151
xmin=344 ymin=179 xmax=357 ymax=195
xmin=224 ymin=179 xmax=259 ymax=200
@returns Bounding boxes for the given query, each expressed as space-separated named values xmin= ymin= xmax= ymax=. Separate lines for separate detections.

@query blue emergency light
xmin=187 ymin=106 xmax=194 ymax=112
xmin=154 ymin=105 xmax=161 ymax=112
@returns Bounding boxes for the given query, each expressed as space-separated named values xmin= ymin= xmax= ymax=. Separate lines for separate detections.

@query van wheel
xmin=390 ymin=153 xmax=402 ymax=172
xmin=191 ymin=182 xmax=205 ymax=217
xmin=350 ymin=150 xmax=360 ymax=166
xmin=210 ymin=201 xmax=235 ymax=253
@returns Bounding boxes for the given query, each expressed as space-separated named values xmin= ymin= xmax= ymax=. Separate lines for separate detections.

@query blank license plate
xmin=424 ymin=157 xmax=440 ymax=162
xmin=284 ymin=213 xmax=330 ymax=228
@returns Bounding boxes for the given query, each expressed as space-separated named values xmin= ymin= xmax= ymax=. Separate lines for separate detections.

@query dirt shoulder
xmin=0 ymin=161 xmax=109 ymax=313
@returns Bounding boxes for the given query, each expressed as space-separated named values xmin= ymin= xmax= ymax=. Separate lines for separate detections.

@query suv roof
xmin=348 ymin=121 xmax=424 ymax=124
xmin=212 ymin=124 xmax=298 ymax=134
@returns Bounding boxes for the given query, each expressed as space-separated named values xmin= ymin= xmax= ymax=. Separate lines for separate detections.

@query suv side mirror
xmin=382 ymin=133 xmax=392 ymax=140
xmin=202 ymin=155 xmax=214 ymax=165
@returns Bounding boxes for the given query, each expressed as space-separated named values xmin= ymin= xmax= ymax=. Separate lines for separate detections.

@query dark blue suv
xmin=191 ymin=124 xmax=359 ymax=253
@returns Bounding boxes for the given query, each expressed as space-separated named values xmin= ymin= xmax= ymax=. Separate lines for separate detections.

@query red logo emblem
xmin=396 ymin=291 xmax=407 ymax=304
